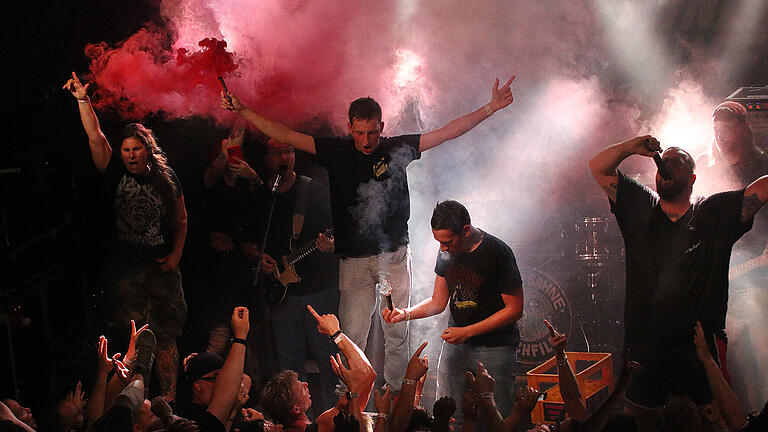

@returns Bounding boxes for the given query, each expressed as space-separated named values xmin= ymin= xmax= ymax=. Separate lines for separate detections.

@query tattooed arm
xmin=589 ymin=135 xmax=661 ymax=202
xmin=741 ymin=175 xmax=768 ymax=223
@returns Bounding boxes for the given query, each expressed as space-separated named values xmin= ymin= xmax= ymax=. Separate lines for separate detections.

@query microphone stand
xmin=251 ymin=169 xmax=283 ymax=379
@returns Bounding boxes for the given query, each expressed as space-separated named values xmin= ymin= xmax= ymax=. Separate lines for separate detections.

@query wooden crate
xmin=526 ymin=352 xmax=613 ymax=425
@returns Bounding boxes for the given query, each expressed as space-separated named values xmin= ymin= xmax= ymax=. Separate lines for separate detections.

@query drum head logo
xmin=517 ymin=268 xmax=572 ymax=366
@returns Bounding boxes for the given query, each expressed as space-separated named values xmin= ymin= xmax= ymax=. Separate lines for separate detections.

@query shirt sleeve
xmin=167 ymin=167 xmax=183 ymax=198
xmin=701 ymin=188 xmax=753 ymax=243
xmin=496 ymin=241 xmax=523 ymax=295
xmin=314 ymin=136 xmax=348 ymax=168
xmin=610 ymin=170 xmax=657 ymax=226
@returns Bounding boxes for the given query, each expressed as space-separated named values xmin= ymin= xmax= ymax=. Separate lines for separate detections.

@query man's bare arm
xmin=742 ymin=175 xmax=768 ymax=223
xmin=419 ymin=76 xmax=515 ymax=152
xmin=221 ymin=92 xmax=316 ymax=154
xmin=589 ymin=135 xmax=660 ymax=202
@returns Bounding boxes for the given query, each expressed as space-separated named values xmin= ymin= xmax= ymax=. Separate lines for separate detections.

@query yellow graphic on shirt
xmin=455 ymin=300 xmax=478 ymax=310
xmin=373 ymin=158 xmax=388 ymax=178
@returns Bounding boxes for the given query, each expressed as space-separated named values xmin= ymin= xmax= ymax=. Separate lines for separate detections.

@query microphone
xmin=271 ymin=165 xmax=289 ymax=193
xmin=653 ymin=153 xmax=671 ymax=180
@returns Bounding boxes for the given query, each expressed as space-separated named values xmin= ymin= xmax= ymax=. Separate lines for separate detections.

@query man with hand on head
xmin=589 ymin=135 xmax=768 ymax=432
xmin=382 ymin=200 xmax=524 ymax=418
xmin=222 ymin=75 xmax=516 ymax=391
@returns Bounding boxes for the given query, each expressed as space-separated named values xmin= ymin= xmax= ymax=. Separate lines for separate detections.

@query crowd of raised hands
xmin=2 ymin=311 xmax=766 ymax=432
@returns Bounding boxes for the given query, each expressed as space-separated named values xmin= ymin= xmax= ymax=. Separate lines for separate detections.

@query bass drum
xmin=516 ymin=268 xmax=574 ymax=367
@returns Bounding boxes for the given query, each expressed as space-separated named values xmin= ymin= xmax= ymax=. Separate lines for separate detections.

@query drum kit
xmin=517 ymin=216 xmax=625 ymax=369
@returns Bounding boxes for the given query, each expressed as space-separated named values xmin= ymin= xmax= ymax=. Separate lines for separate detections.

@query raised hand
xmin=432 ymin=396 xmax=457 ymax=430
xmin=693 ymin=321 xmax=713 ymax=363
xmin=221 ymin=91 xmax=244 ymax=112
xmin=627 ymin=135 xmax=661 ymax=157
xmin=405 ymin=341 xmax=429 ymax=381
xmin=543 ymin=319 xmax=567 ymax=357
xmin=261 ymin=253 xmax=277 ymax=274
xmin=307 ymin=304 xmax=341 ymax=336
xmin=488 ymin=75 xmax=515 ymax=113
xmin=512 ymin=386 xmax=541 ymax=414
xmin=97 ymin=336 xmax=114 ymax=377
xmin=466 ymin=362 xmax=495 ymax=394
xmin=228 ymin=158 xmax=260 ymax=182
xmin=231 ymin=306 xmax=250 ymax=339
xmin=126 ymin=320 xmax=150 ymax=364
xmin=373 ymin=387 xmax=392 ymax=415
xmin=62 ymin=71 xmax=89 ymax=101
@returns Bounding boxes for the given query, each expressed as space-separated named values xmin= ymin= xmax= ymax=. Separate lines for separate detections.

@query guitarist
xmin=695 ymin=101 xmax=768 ymax=384
xmin=245 ymin=137 xmax=339 ymax=415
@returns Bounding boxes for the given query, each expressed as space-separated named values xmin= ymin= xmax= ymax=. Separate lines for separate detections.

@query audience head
xmin=405 ymin=405 xmax=433 ymax=432
xmin=184 ymin=352 xmax=224 ymax=405
xmin=260 ymin=371 xmax=311 ymax=426
xmin=662 ymin=395 xmax=701 ymax=432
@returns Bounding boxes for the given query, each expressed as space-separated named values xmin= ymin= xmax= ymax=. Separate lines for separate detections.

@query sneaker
xmin=132 ymin=328 xmax=157 ymax=379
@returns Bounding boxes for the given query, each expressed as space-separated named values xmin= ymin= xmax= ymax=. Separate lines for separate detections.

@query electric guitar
xmin=265 ymin=228 xmax=334 ymax=306
xmin=729 ymin=250 xmax=768 ymax=281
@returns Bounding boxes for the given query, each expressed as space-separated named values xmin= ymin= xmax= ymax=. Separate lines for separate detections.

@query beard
xmin=657 ymin=177 xmax=689 ymax=200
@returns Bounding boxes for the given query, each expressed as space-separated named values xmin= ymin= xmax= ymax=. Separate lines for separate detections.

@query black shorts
xmin=624 ymin=346 xmax=713 ymax=408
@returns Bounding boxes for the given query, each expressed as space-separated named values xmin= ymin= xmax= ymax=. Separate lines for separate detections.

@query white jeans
xmin=338 ymin=244 xmax=412 ymax=389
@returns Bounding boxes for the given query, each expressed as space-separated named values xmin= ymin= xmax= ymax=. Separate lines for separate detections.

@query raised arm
xmin=382 ymin=274 xmax=450 ymax=324
xmin=588 ymin=135 xmax=660 ymax=202
xmin=63 ymin=72 xmax=112 ymax=173
xmin=441 ymin=287 xmax=523 ymax=345
xmin=693 ymin=321 xmax=747 ymax=431
xmin=389 ymin=342 xmax=429 ymax=432
xmin=207 ymin=307 xmax=249 ymax=423
xmin=544 ymin=319 xmax=587 ymax=420
xmin=221 ymin=92 xmax=317 ymax=154
xmin=419 ymin=76 xmax=515 ymax=152
xmin=741 ymin=175 xmax=768 ymax=223
xmin=308 ymin=306 xmax=376 ymax=407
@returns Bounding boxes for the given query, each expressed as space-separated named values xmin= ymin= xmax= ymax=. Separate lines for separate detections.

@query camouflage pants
xmin=105 ymin=260 xmax=187 ymax=338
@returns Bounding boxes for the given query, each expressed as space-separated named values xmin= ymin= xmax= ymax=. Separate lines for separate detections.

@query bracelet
xmin=78 ymin=97 xmax=90 ymax=104
xmin=478 ymin=392 xmax=494 ymax=399
xmin=345 ymin=391 xmax=359 ymax=399
xmin=231 ymin=337 xmax=247 ymax=346
xmin=330 ymin=330 xmax=343 ymax=344
xmin=402 ymin=378 xmax=418 ymax=387
xmin=484 ymin=103 xmax=494 ymax=117
xmin=333 ymin=332 xmax=344 ymax=344
xmin=374 ymin=413 xmax=388 ymax=420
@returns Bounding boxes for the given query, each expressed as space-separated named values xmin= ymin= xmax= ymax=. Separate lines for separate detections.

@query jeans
xmin=338 ymin=244 xmax=411 ymax=389
xmin=437 ymin=342 xmax=517 ymax=419
xmin=270 ymin=288 xmax=340 ymax=412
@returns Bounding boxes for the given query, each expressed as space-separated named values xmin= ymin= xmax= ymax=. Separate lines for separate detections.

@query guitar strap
xmin=292 ymin=175 xmax=312 ymax=241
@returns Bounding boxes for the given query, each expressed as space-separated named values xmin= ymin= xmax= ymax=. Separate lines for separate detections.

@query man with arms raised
xmin=383 ymin=200 xmax=524 ymax=417
xmin=222 ymin=76 xmax=515 ymax=391
xmin=589 ymin=135 xmax=768 ymax=431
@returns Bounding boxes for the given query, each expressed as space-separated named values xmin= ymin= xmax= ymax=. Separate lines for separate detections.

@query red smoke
xmin=85 ymin=29 xmax=237 ymax=120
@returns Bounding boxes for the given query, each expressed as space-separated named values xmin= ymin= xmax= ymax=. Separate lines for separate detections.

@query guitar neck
xmin=730 ymin=254 xmax=768 ymax=280
xmin=286 ymin=242 xmax=319 ymax=267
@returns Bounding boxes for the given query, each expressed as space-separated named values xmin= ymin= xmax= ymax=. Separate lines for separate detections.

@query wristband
xmin=374 ymin=413 xmax=388 ymax=420
xmin=78 ymin=97 xmax=90 ymax=104
xmin=478 ymin=391 xmax=494 ymax=399
xmin=402 ymin=378 xmax=418 ymax=387
xmin=484 ymin=103 xmax=494 ymax=117
xmin=345 ymin=391 xmax=359 ymax=399
xmin=231 ymin=337 xmax=247 ymax=346
xmin=555 ymin=354 xmax=568 ymax=365
xmin=330 ymin=330 xmax=343 ymax=344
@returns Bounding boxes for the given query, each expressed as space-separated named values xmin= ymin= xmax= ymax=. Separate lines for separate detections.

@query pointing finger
xmin=307 ymin=304 xmax=322 ymax=321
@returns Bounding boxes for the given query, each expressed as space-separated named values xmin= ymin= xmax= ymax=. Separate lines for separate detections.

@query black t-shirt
xmin=197 ymin=411 xmax=226 ymax=432
xmin=434 ymin=231 xmax=523 ymax=347
xmin=247 ymin=177 xmax=338 ymax=296
xmin=103 ymin=156 xmax=183 ymax=259
xmin=315 ymin=135 xmax=421 ymax=256
xmin=205 ymin=177 xmax=254 ymax=243
xmin=611 ymin=172 xmax=751 ymax=349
